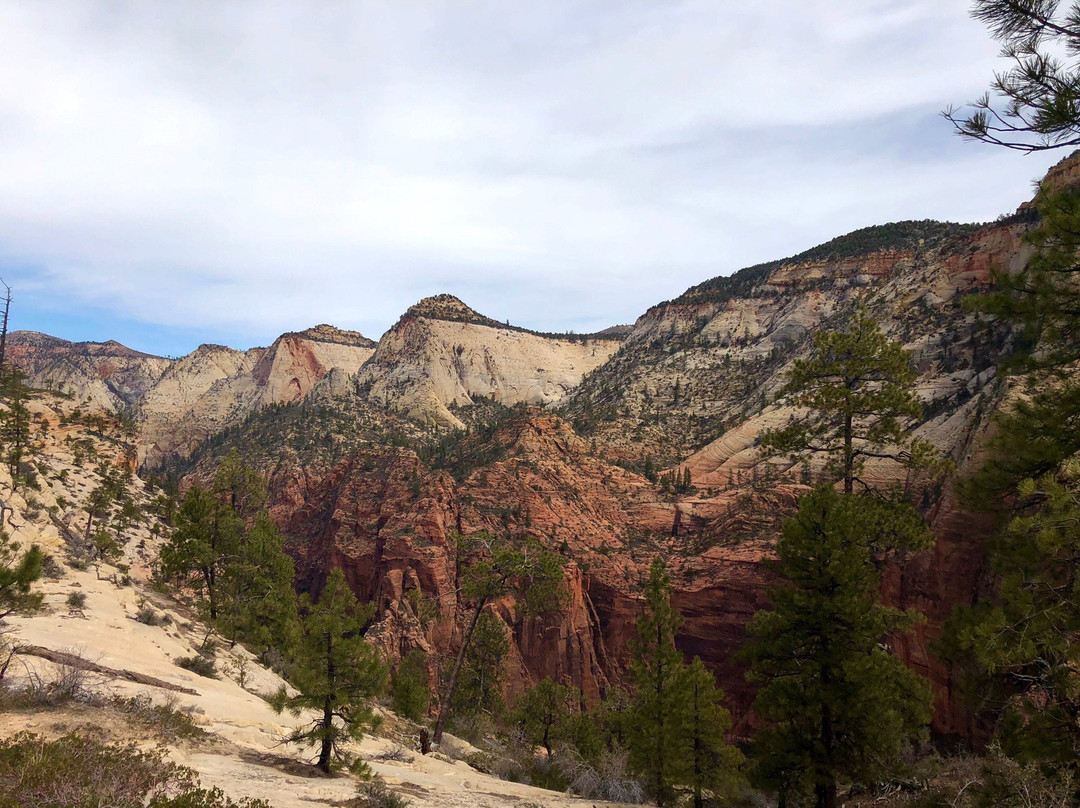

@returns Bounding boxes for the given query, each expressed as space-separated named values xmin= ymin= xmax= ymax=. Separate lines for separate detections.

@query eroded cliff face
xmin=10 ymin=325 xmax=377 ymax=467
xmin=9 ymin=332 xmax=172 ymax=411
xmin=358 ymin=295 xmax=622 ymax=429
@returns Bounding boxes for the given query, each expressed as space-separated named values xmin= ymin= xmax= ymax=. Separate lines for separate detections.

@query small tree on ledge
xmin=759 ymin=306 xmax=945 ymax=494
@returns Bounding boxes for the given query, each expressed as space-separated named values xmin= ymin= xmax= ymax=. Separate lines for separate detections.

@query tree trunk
xmin=318 ymin=694 xmax=334 ymax=773
xmin=319 ymin=632 xmax=336 ymax=773
xmin=654 ymin=620 xmax=667 ymax=807
xmin=206 ymin=566 xmax=218 ymax=621
xmin=844 ymin=412 xmax=853 ymax=494
xmin=817 ymin=679 xmax=837 ymax=808
xmin=433 ymin=598 xmax=487 ymax=744
xmin=0 ymin=282 xmax=11 ymax=391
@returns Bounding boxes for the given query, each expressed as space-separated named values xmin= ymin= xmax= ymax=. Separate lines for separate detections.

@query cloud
xmin=0 ymin=0 xmax=1064 ymax=352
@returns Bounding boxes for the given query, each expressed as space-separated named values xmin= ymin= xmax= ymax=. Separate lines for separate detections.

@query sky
xmin=0 ymin=1 xmax=1068 ymax=357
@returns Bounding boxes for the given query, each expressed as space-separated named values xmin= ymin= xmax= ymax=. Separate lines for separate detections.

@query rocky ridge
xmin=11 ymin=325 xmax=378 ymax=467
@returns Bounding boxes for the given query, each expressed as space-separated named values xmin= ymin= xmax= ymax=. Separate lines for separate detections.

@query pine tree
xmin=0 ymin=530 xmax=43 ymax=620
xmin=759 ymin=307 xmax=943 ymax=494
xmin=218 ymin=512 xmax=299 ymax=657
xmin=945 ymin=471 xmax=1080 ymax=768
xmin=159 ymin=486 xmax=241 ymax=622
xmin=944 ymin=79 xmax=1080 ymax=773
xmin=629 ymin=557 xmax=744 ymax=806
xmin=681 ymin=657 xmax=744 ymax=808
xmin=450 ymin=609 xmax=509 ymax=722
xmin=944 ymin=1 xmax=1080 ymax=152
xmin=390 ymin=648 xmax=430 ymax=722
xmin=627 ymin=557 xmax=687 ymax=807
xmin=432 ymin=533 xmax=564 ymax=744
xmin=512 ymin=677 xmax=576 ymax=760
xmin=271 ymin=568 xmax=385 ymax=774
xmin=743 ymin=486 xmax=931 ymax=808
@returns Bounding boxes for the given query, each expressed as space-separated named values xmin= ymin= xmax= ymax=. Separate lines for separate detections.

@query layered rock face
xmin=11 ymin=325 xmax=377 ymax=466
xmin=358 ymin=294 xmax=622 ymax=428
xmin=281 ymin=409 xmax=778 ymax=718
xmin=9 ymin=332 xmax=172 ymax=411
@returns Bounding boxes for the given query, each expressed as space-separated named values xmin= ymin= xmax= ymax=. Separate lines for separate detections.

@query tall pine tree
xmin=628 ymin=557 xmax=686 ymax=807
xmin=744 ymin=486 xmax=931 ymax=808
xmin=760 ymin=306 xmax=943 ymax=493
xmin=628 ymin=557 xmax=743 ymax=807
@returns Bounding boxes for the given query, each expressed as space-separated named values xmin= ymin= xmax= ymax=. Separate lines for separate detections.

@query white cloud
xmin=0 ymin=0 xmax=1065 ymax=349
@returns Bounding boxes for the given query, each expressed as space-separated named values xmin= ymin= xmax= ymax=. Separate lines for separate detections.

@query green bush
xmin=174 ymin=655 xmax=217 ymax=679
xmin=391 ymin=649 xmax=430 ymax=722
xmin=65 ymin=591 xmax=87 ymax=610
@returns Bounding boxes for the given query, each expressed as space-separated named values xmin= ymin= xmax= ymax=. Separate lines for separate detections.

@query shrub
xmin=174 ymin=655 xmax=217 ymax=679
xmin=555 ymin=746 xmax=646 ymax=804
xmin=111 ymin=694 xmax=208 ymax=742
xmin=136 ymin=604 xmax=166 ymax=626
xmin=0 ymin=731 xmax=178 ymax=807
xmin=353 ymin=779 xmax=410 ymax=808
xmin=0 ymin=731 xmax=267 ymax=808
xmin=66 ymin=591 xmax=87 ymax=610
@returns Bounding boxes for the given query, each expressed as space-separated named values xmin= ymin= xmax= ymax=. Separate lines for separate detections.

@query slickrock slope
xmin=359 ymin=294 xmax=622 ymax=428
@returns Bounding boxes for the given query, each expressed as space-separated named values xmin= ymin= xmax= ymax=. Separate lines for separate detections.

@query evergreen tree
xmin=945 ymin=470 xmax=1080 ymax=769
xmin=0 ymin=530 xmax=43 ymax=620
xmin=450 ymin=609 xmax=509 ymax=722
xmin=271 ymin=568 xmax=385 ymax=774
xmin=159 ymin=486 xmax=240 ymax=621
xmin=945 ymin=75 xmax=1080 ymax=774
xmin=945 ymin=1 xmax=1080 ymax=152
xmin=390 ymin=648 xmax=430 ymax=723
xmin=512 ymin=677 xmax=575 ymax=760
xmin=432 ymin=533 xmax=565 ymax=744
xmin=218 ymin=512 xmax=299 ymax=657
xmin=743 ymin=486 xmax=932 ymax=808
xmin=628 ymin=558 xmax=744 ymax=806
xmin=681 ymin=657 xmax=744 ymax=808
xmin=628 ymin=557 xmax=685 ymax=807
xmin=759 ymin=307 xmax=942 ymax=494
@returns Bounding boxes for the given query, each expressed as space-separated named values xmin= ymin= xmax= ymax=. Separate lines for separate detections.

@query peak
xmin=288 ymin=324 xmax=377 ymax=348
xmin=406 ymin=294 xmax=496 ymax=325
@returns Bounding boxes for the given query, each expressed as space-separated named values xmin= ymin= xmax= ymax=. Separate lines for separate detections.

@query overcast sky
xmin=0 ymin=1 xmax=1066 ymax=356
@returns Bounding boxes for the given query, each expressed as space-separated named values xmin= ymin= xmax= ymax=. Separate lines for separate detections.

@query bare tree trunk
xmin=0 ymin=279 xmax=11 ymax=391
xmin=432 ymin=598 xmax=487 ymax=744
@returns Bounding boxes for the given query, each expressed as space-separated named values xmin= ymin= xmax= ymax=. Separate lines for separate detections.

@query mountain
xmin=357 ymin=293 xmax=623 ymax=428
xmin=11 ymin=325 xmax=378 ymax=467
xmin=15 ymin=152 xmax=1080 ymax=747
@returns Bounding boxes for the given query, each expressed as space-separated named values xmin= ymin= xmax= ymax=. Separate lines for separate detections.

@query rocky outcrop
xmin=10 ymin=326 xmax=377 ymax=467
xmin=9 ymin=331 xmax=172 ymax=411
xmin=358 ymin=295 xmax=622 ymax=428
